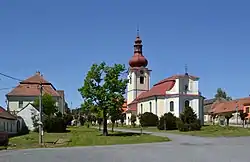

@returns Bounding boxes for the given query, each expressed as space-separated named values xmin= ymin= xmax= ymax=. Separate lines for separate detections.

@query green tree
xmin=131 ymin=114 xmax=137 ymax=127
xmin=180 ymin=106 xmax=197 ymax=124
xmin=78 ymin=62 xmax=128 ymax=136
xmin=120 ymin=113 xmax=125 ymax=127
xmin=81 ymin=100 xmax=96 ymax=127
xmin=33 ymin=93 xmax=57 ymax=116
xmin=239 ymin=111 xmax=248 ymax=127
xmin=158 ymin=112 xmax=177 ymax=130
xmin=224 ymin=112 xmax=233 ymax=126
xmin=178 ymin=106 xmax=201 ymax=131
xmin=215 ymin=88 xmax=232 ymax=101
xmin=110 ymin=108 xmax=122 ymax=132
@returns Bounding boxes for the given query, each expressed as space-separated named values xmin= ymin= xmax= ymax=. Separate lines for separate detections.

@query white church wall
xmin=166 ymin=97 xmax=180 ymax=117
xmin=166 ymin=79 xmax=179 ymax=94
xmin=127 ymin=69 xmax=150 ymax=105
xmin=136 ymin=97 xmax=165 ymax=117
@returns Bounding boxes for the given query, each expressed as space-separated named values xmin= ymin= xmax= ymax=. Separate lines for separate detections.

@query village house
xmin=6 ymin=71 xmax=66 ymax=115
xmin=208 ymin=97 xmax=250 ymax=125
xmin=124 ymin=34 xmax=204 ymax=125
xmin=0 ymin=106 xmax=19 ymax=134
xmin=16 ymin=103 xmax=39 ymax=131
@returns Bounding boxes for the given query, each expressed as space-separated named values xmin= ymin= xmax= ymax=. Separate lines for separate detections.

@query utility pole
xmin=38 ymin=82 xmax=43 ymax=145
xmin=236 ymin=101 xmax=238 ymax=125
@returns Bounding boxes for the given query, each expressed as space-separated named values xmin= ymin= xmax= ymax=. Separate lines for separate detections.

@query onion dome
xmin=129 ymin=35 xmax=148 ymax=67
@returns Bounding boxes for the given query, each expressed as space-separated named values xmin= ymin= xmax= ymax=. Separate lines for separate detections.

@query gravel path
xmin=1 ymin=128 xmax=250 ymax=162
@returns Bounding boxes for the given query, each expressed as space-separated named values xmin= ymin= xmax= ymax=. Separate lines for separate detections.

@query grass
xmin=110 ymin=124 xmax=250 ymax=137
xmin=8 ymin=127 xmax=170 ymax=150
xmin=171 ymin=125 xmax=250 ymax=137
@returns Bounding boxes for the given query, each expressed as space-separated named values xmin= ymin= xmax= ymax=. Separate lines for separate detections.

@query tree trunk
xmin=226 ymin=118 xmax=229 ymax=126
xmin=102 ymin=108 xmax=108 ymax=136
xmin=111 ymin=122 xmax=114 ymax=132
xmin=99 ymin=124 xmax=101 ymax=131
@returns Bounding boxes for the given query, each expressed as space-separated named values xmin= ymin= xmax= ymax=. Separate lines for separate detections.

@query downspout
xmin=155 ymin=96 xmax=158 ymax=115
xmin=135 ymin=70 xmax=138 ymax=98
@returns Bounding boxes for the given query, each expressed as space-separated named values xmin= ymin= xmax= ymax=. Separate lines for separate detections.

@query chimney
xmin=36 ymin=71 xmax=40 ymax=75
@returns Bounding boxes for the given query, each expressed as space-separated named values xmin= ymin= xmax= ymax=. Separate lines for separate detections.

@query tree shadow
xmin=98 ymin=132 xmax=146 ymax=137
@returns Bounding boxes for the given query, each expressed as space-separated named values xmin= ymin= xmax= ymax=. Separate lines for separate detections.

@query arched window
xmin=170 ymin=101 xmax=174 ymax=111
xmin=141 ymin=104 xmax=143 ymax=114
xmin=149 ymin=102 xmax=152 ymax=112
xmin=140 ymin=76 xmax=144 ymax=84
xmin=185 ymin=100 xmax=190 ymax=108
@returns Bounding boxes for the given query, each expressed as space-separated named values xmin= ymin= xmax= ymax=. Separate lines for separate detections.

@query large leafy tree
xmin=78 ymin=62 xmax=128 ymax=136
xmin=33 ymin=93 xmax=57 ymax=116
xmin=110 ymin=108 xmax=122 ymax=132
xmin=215 ymin=88 xmax=232 ymax=101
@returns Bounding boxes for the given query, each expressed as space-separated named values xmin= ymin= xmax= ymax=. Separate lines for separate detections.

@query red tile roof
xmin=128 ymin=74 xmax=199 ymax=105
xmin=210 ymin=97 xmax=250 ymax=114
xmin=0 ymin=106 xmax=16 ymax=120
xmin=6 ymin=72 xmax=60 ymax=97
xmin=20 ymin=71 xmax=50 ymax=84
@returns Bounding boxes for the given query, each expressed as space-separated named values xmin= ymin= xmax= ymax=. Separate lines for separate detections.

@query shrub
xmin=139 ymin=112 xmax=158 ymax=127
xmin=63 ymin=114 xmax=73 ymax=126
xmin=131 ymin=114 xmax=137 ymax=127
xmin=79 ymin=116 xmax=86 ymax=126
xmin=43 ymin=116 xmax=67 ymax=133
xmin=158 ymin=112 xmax=177 ymax=130
xmin=177 ymin=106 xmax=201 ymax=132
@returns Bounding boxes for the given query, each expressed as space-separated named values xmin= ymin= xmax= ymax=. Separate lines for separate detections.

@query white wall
xmin=127 ymin=68 xmax=150 ymax=105
xmin=17 ymin=104 xmax=39 ymax=131
xmin=166 ymin=97 xmax=180 ymax=117
xmin=7 ymin=96 xmax=61 ymax=114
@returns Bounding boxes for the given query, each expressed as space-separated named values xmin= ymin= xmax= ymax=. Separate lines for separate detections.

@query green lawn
xmin=111 ymin=125 xmax=250 ymax=137
xmin=8 ymin=127 xmax=170 ymax=149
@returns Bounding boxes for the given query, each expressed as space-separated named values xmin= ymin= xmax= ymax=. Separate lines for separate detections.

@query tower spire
xmin=185 ymin=64 xmax=188 ymax=75
xmin=136 ymin=24 xmax=140 ymax=37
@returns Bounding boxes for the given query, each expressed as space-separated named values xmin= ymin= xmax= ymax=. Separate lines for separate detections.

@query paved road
xmin=1 ymin=128 xmax=250 ymax=162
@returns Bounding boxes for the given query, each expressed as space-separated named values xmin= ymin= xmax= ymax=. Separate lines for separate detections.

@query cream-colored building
xmin=125 ymin=34 xmax=204 ymax=125
xmin=6 ymin=71 xmax=66 ymax=115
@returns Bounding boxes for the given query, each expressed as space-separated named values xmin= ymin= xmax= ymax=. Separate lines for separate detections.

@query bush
xmin=131 ymin=114 xmax=137 ymax=127
xmin=139 ymin=112 xmax=158 ymax=127
xmin=63 ymin=114 xmax=73 ymax=126
xmin=158 ymin=112 xmax=177 ymax=130
xmin=43 ymin=116 xmax=67 ymax=133
xmin=79 ymin=116 xmax=86 ymax=126
xmin=177 ymin=106 xmax=201 ymax=132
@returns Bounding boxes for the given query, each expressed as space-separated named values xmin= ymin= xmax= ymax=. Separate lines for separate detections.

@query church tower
xmin=127 ymin=32 xmax=151 ymax=104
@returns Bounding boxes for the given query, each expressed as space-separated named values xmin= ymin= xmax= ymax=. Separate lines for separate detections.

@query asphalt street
xmin=1 ymin=128 xmax=250 ymax=162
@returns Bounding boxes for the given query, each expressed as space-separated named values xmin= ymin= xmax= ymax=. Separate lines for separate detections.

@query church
xmin=124 ymin=33 xmax=204 ymax=125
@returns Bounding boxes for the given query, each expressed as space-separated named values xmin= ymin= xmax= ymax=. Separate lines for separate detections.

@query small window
xmin=129 ymin=76 xmax=132 ymax=84
xmin=19 ymin=101 xmax=23 ymax=108
xmin=246 ymin=107 xmax=250 ymax=113
xmin=141 ymin=104 xmax=143 ymax=114
xmin=140 ymin=76 xmax=144 ymax=84
xmin=170 ymin=101 xmax=174 ymax=111
xmin=149 ymin=102 xmax=152 ymax=112
xmin=185 ymin=100 xmax=190 ymax=108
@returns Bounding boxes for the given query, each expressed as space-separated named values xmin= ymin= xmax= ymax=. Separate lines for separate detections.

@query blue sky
xmin=0 ymin=0 xmax=250 ymax=108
